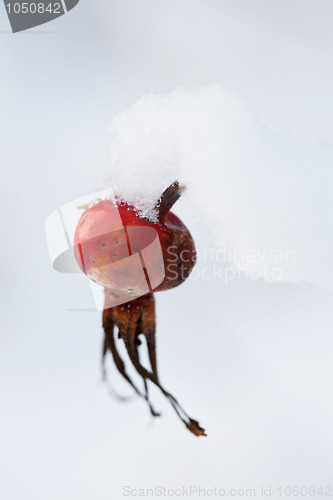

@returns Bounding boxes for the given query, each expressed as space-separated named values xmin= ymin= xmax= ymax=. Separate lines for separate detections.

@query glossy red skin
xmin=74 ymin=200 xmax=196 ymax=294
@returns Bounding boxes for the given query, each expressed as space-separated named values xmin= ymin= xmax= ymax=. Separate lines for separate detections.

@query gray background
xmin=1 ymin=1 xmax=333 ymax=499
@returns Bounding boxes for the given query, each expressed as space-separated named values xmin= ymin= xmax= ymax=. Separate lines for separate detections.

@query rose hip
xmin=74 ymin=182 xmax=206 ymax=437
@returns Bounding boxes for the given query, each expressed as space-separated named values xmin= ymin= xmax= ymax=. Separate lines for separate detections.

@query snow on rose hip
xmin=74 ymin=182 xmax=206 ymax=437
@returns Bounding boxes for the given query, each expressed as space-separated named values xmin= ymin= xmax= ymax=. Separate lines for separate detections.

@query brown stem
xmin=102 ymin=307 xmax=160 ymax=416
xmin=103 ymin=293 xmax=206 ymax=437
xmin=122 ymin=329 xmax=206 ymax=436
xmin=156 ymin=181 xmax=184 ymax=222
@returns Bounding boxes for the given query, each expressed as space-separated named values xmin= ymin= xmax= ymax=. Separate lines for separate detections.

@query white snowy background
xmin=1 ymin=1 xmax=333 ymax=499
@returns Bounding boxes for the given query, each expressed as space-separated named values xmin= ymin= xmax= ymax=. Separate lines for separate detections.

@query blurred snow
xmin=107 ymin=85 xmax=333 ymax=290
